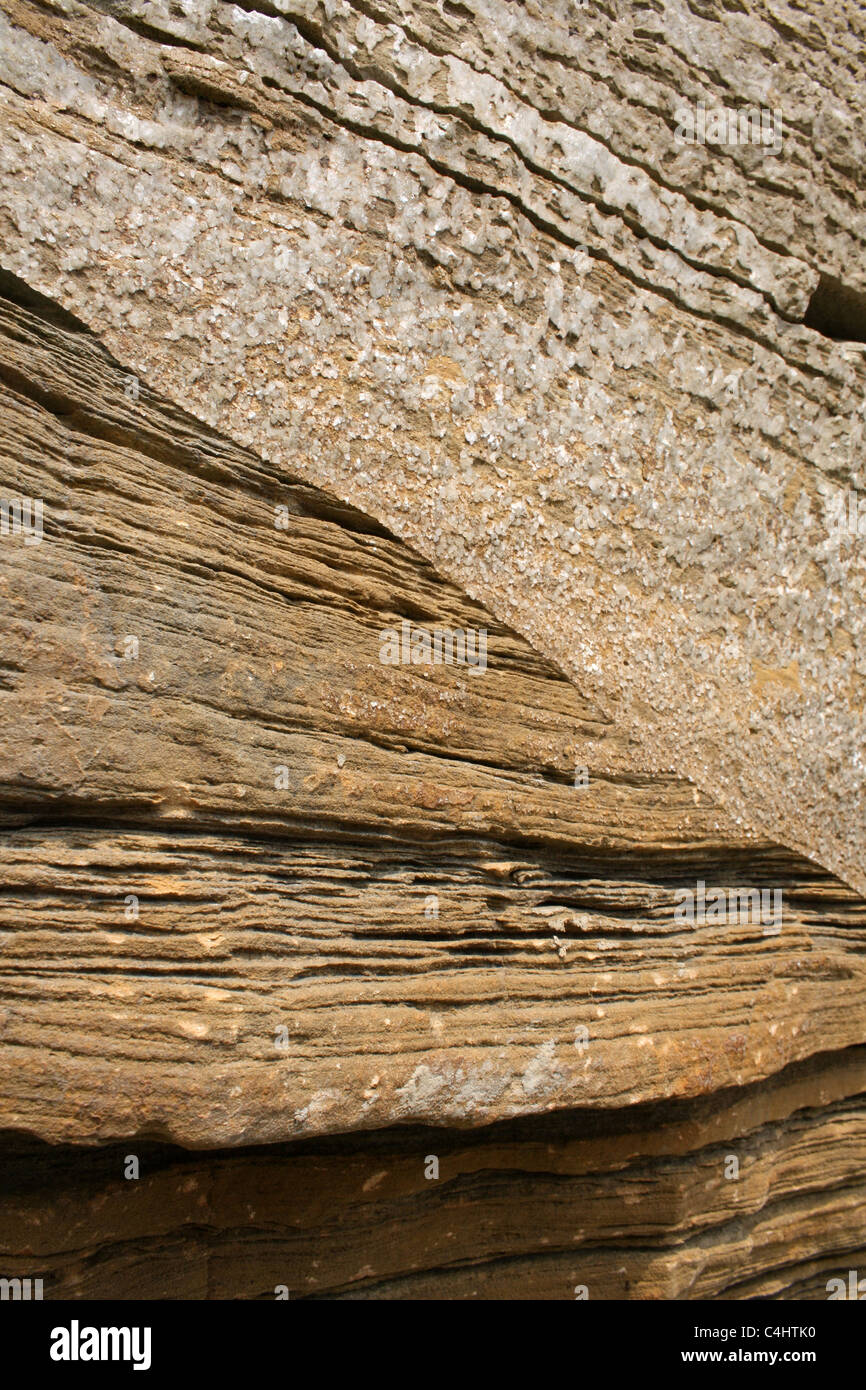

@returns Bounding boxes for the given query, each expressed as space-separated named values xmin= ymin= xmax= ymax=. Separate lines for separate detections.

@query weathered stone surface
xmin=2 ymin=288 xmax=865 ymax=1153
xmin=3 ymin=1050 xmax=866 ymax=1299
xmin=1 ymin=0 xmax=865 ymax=1303
xmin=0 ymin=0 xmax=863 ymax=890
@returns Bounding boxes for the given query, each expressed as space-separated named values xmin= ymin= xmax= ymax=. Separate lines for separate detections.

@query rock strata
xmin=0 ymin=0 xmax=865 ymax=1301
xmin=0 ymin=0 xmax=863 ymax=888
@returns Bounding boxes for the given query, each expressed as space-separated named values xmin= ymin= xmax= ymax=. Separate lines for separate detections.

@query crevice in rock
xmin=0 ymin=266 xmax=93 ymax=337
xmin=804 ymin=274 xmax=866 ymax=344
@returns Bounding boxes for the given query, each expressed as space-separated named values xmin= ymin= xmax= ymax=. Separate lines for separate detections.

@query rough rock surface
xmin=3 ymin=1051 xmax=866 ymax=1298
xmin=0 ymin=0 xmax=863 ymax=891
xmin=3 ymin=287 xmax=866 ymax=1152
xmin=2 ymin=267 xmax=866 ymax=1299
xmin=1 ymin=0 xmax=865 ymax=1302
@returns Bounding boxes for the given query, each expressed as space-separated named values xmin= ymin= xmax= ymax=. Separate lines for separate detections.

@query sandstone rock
xmin=0 ymin=0 xmax=863 ymax=890
xmin=2 ymin=286 xmax=866 ymax=1152
xmin=0 ymin=0 xmax=865 ymax=1302
xmin=2 ymin=1051 xmax=866 ymax=1299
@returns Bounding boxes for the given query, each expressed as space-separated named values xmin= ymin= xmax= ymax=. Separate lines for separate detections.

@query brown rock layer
xmin=2 ymin=287 xmax=865 ymax=1155
xmin=3 ymin=1050 xmax=866 ymax=1300
xmin=1 ymin=34 xmax=865 ymax=1291
xmin=0 ymin=0 xmax=863 ymax=890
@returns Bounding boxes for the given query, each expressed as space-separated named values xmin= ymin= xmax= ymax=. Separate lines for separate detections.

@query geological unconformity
xmin=0 ymin=0 xmax=863 ymax=894
xmin=0 ymin=284 xmax=863 ymax=1302
xmin=2 ymin=287 xmax=866 ymax=1152
xmin=1 ymin=0 xmax=865 ymax=1301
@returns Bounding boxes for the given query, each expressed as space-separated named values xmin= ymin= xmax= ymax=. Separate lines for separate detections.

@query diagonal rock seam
xmin=1 ymin=284 xmax=866 ymax=1155
xmin=1 ymin=0 xmax=866 ymax=1303
xmin=0 ymin=0 xmax=863 ymax=893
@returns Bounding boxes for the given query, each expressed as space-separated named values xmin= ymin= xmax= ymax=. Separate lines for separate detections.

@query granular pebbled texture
xmin=0 ymin=0 xmax=863 ymax=893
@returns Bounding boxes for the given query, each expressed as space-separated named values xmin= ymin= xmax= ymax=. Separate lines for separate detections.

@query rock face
xmin=0 ymin=0 xmax=865 ymax=1300
xmin=0 ymin=0 xmax=864 ymax=892
xmin=4 ymin=1051 xmax=866 ymax=1300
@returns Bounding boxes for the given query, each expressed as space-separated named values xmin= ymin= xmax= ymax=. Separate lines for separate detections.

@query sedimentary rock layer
xmin=1 ymin=0 xmax=865 ymax=1301
xmin=2 ymin=287 xmax=865 ymax=1151
xmin=0 ymin=0 xmax=863 ymax=889
xmin=2 ymin=1049 xmax=866 ymax=1299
